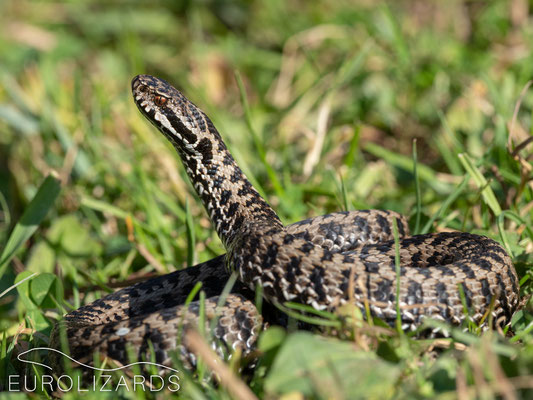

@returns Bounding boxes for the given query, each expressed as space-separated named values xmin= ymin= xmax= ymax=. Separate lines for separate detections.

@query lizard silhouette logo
xmin=9 ymin=347 xmax=181 ymax=393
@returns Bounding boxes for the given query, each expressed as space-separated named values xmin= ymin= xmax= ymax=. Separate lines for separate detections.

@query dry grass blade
xmin=136 ymin=243 xmax=167 ymax=274
xmin=185 ymin=330 xmax=258 ymax=400
xmin=508 ymin=79 xmax=532 ymax=153
xmin=303 ymin=96 xmax=331 ymax=178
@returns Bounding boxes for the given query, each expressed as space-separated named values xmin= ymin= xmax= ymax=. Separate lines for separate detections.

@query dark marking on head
xmin=197 ymin=138 xmax=213 ymax=161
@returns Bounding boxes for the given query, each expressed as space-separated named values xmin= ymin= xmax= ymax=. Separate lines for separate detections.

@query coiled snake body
xmin=51 ymin=75 xmax=519 ymax=371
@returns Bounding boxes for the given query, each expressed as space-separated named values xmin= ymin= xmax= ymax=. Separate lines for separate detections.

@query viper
xmin=50 ymin=74 xmax=519 ymax=371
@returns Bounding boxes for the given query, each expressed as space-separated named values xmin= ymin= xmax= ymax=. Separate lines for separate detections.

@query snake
xmin=50 ymin=74 xmax=520 ymax=373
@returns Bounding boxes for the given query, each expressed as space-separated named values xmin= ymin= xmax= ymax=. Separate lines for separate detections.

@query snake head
xmin=131 ymin=74 xmax=221 ymax=157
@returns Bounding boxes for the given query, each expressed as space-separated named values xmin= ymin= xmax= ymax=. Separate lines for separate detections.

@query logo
xmin=9 ymin=347 xmax=181 ymax=393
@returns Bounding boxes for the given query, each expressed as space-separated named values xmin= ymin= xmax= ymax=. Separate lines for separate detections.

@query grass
xmin=1 ymin=0 xmax=533 ymax=398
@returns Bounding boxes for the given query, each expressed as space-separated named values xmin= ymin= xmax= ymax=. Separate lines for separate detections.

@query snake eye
xmin=154 ymin=95 xmax=168 ymax=107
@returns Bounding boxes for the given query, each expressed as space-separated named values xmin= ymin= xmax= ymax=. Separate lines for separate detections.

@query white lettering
xmin=133 ymin=375 xmax=146 ymax=391
xmin=168 ymin=374 xmax=181 ymax=392
xmin=57 ymin=375 xmax=73 ymax=392
xmin=100 ymin=375 xmax=112 ymax=391
xmin=78 ymin=375 xmax=88 ymax=392
xmin=23 ymin=375 xmax=36 ymax=391
xmin=149 ymin=375 xmax=164 ymax=392
xmin=42 ymin=374 xmax=54 ymax=392
xmin=115 ymin=375 xmax=130 ymax=391
xmin=8 ymin=375 xmax=19 ymax=391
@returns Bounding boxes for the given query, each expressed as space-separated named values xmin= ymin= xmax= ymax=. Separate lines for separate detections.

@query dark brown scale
xmin=197 ymin=138 xmax=213 ymax=160
xmin=223 ymin=154 xmax=233 ymax=165
xmin=460 ymin=283 xmax=474 ymax=307
xmin=320 ymin=249 xmax=334 ymax=261
xmin=407 ymin=281 xmax=423 ymax=305
xmin=437 ymin=265 xmax=455 ymax=276
xmin=342 ymin=254 xmax=354 ymax=264
xmin=376 ymin=214 xmax=391 ymax=235
xmin=374 ymin=278 xmax=394 ymax=303
xmin=364 ymin=261 xmax=380 ymax=273
xmin=230 ymin=170 xmax=242 ymax=182
xmin=220 ymin=190 xmax=231 ymax=204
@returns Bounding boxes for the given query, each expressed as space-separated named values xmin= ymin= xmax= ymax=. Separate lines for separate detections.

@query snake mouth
xmin=131 ymin=75 xmax=142 ymax=91
xmin=131 ymin=75 xmax=158 ymax=123
xmin=131 ymin=75 xmax=153 ymax=100
xmin=131 ymin=74 xmax=152 ymax=98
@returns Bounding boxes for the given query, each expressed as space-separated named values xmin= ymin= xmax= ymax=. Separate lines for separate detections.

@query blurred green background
xmin=1 ymin=0 xmax=533 ymax=398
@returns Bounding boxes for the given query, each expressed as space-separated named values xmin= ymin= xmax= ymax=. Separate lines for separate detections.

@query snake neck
xmin=178 ymin=137 xmax=281 ymax=248
xmin=131 ymin=75 xmax=282 ymax=248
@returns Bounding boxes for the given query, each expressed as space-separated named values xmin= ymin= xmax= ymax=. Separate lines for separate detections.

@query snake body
xmin=50 ymin=74 xmax=519 ymax=372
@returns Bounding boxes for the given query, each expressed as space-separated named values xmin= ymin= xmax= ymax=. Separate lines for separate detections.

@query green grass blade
xmin=185 ymin=199 xmax=196 ymax=267
xmin=339 ymin=173 xmax=349 ymax=211
xmin=80 ymin=195 xmax=156 ymax=234
xmin=458 ymin=153 xmax=502 ymax=216
xmin=0 ymin=174 xmax=61 ymax=276
xmin=0 ymin=190 xmax=11 ymax=239
xmin=421 ymin=177 xmax=468 ymax=234
xmin=282 ymin=302 xmax=339 ymax=321
xmin=435 ymin=110 xmax=464 ymax=175
xmin=412 ymin=139 xmax=421 ymax=234
xmin=342 ymin=124 xmax=361 ymax=168
xmin=497 ymin=210 xmax=533 ymax=256
xmin=275 ymin=303 xmax=341 ymax=328
xmin=363 ymin=142 xmax=447 ymax=193
xmin=0 ymin=104 xmax=39 ymax=136
xmin=235 ymin=71 xmax=284 ymax=197
xmin=80 ymin=195 xmax=130 ymax=220
xmin=185 ymin=281 xmax=203 ymax=306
